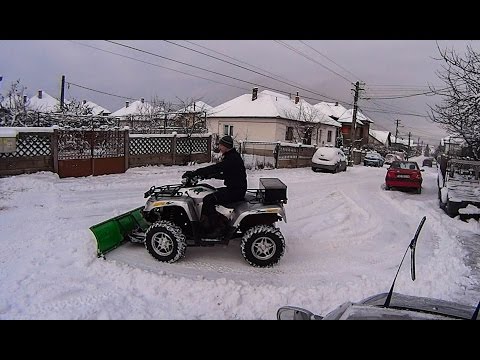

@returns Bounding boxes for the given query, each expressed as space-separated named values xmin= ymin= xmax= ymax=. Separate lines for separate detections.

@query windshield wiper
xmin=384 ymin=216 xmax=426 ymax=308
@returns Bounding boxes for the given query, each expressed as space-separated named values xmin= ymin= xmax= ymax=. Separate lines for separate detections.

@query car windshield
xmin=390 ymin=161 xmax=418 ymax=170
xmin=315 ymin=147 xmax=338 ymax=158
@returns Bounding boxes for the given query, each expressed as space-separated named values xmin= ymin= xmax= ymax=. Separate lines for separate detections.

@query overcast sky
xmin=1 ymin=40 xmax=478 ymax=145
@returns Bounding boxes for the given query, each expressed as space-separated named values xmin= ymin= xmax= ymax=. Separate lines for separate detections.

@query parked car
xmin=364 ymin=152 xmax=385 ymax=167
xmin=277 ymin=217 xmax=479 ymax=320
xmin=438 ymin=158 xmax=480 ymax=218
xmin=385 ymin=161 xmax=423 ymax=194
xmin=311 ymin=146 xmax=347 ymax=173
xmin=422 ymin=157 xmax=434 ymax=167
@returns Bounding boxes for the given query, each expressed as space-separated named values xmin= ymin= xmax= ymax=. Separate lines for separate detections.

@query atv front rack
xmin=144 ymin=184 xmax=183 ymax=199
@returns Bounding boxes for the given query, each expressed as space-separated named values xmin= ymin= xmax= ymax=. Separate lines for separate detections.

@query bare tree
xmin=0 ymin=79 xmax=28 ymax=126
xmin=282 ymin=100 xmax=320 ymax=145
xmin=428 ymin=44 xmax=480 ymax=159
xmin=173 ymin=97 xmax=209 ymax=135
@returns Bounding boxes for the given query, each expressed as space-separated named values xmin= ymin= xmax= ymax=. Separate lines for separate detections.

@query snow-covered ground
xmin=1 ymin=156 xmax=479 ymax=319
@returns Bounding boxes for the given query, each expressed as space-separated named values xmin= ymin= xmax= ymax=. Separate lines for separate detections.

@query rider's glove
xmin=182 ymin=170 xmax=195 ymax=179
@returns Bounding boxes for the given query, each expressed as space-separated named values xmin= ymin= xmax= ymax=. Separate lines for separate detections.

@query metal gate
xmin=55 ymin=129 xmax=127 ymax=178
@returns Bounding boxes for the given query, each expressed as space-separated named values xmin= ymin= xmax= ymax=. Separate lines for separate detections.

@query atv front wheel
xmin=241 ymin=225 xmax=285 ymax=267
xmin=145 ymin=221 xmax=186 ymax=263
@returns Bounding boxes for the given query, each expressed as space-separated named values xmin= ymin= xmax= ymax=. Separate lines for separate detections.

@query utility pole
xmin=349 ymin=81 xmax=362 ymax=165
xmin=60 ymin=75 xmax=65 ymax=111
xmin=407 ymin=132 xmax=411 ymax=160
xmin=394 ymin=119 xmax=401 ymax=148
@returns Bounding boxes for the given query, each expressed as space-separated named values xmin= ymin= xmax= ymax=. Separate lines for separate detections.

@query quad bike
xmin=90 ymin=175 xmax=288 ymax=267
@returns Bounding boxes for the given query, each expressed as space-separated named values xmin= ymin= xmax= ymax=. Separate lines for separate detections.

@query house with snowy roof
xmin=110 ymin=98 xmax=160 ymax=128
xmin=369 ymin=129 xmax=391 ymax=147
xmin=26 ymin=90 xmax=60 ymax=113
xmin=81 ymin=100 xmax=111 ymax=116
xmin=314 ymin=101 xmax=373 ymax=148
xmin=173 ymin=100 xmax=213 ymax=129
xmin=208 ymin=88 xmax=341 ymax=146
xmin=110 ymin=98 xmax=154 ymax=118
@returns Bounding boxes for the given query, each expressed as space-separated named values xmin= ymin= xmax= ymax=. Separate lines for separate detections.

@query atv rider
xmin=182 ymin=135 xmax=247 ymax=238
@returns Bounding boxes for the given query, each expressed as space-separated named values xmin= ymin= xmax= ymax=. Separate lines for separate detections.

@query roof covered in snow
xmin=209 ymin=90 xmax=340 ymax=127
xmin=82 ymin=101 xmax=111 ymax=116
xmin=314 ymin=102 xmax=349 ymax=119
xmin=336 ymin=109 xmax=374 ymax=125
xmin=26 ymin=90 xmax=59 ymax=113
xmin=177 ymin=101 xmax=213 ymax=114
xmin=391 ymin=135 xmax=415 ymax=146
xmin=369 ymin=129 xmax=390 ymax=146
xmin=110 ymin=99 xmax=154 ymax=117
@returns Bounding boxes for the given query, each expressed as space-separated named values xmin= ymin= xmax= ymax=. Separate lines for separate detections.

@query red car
xmin=385 ymin=161 xmax=423 ymax=194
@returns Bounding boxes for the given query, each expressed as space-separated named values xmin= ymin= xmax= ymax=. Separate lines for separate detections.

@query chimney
xmin=38 ymin=90 xmax=43 ymax=99
xmin=252 ymin=87 xmax=258 ymax=101
xmin=23 ymin=95 xmax=28 ymax=104
xmin=141 ymin=98 xmax=145 ymax=103
xmin=294 ymin=91 xmax=299 ymax=104
xmin=125 ymin=101 xmax=130 ymax=108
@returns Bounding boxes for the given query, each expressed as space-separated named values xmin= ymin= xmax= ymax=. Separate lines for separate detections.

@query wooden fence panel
xmin=0 ymin=132 xmax=54 ymax=176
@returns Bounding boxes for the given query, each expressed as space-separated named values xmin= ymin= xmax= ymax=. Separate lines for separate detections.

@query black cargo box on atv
xmin=259 ymin=178 xmax=287 ymax=203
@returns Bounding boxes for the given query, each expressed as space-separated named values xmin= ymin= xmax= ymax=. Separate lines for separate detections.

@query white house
xmin=26 ymin=90 xmax=60 ymax=113
xmin=313 ymin=101 xmax=349 ymax=120
xmin=81 ymin=100 xmax=111 ymax=116
xmin=314 ymin=102 xmax=374 ymax=147
xmin=110 ymin=98 xmax=154 ymax=118
xmin=208 ymin=88 xmax=341 ymax=146
xmin=369 ymin=129 xmax=391 ymax=147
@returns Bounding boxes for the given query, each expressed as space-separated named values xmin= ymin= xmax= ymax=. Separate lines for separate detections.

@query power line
xmin=274 ymin=40 xmax=353 ymax=84
xmin=105 ymin=40 xmax=348 ymax=104
xmin=68 ymin=40 xmax=251 ymax=93
xmin=68 ymin=40 xmax=352 ymax=107
xmin=183 ymin=40 xmax=313 ymax=91
xmin=66 ymin=81 xmax=137 ymax=101
xmin=298 ymin=40 xmax=363 ymax=82
xmin=163 ymin=40 xmax=330 ymax=100
xmin=363 ymin=88 xmax=441 ymax=100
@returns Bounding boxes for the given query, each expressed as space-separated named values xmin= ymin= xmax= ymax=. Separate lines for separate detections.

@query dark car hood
xmin=360 ymin=292 xmax=476 ymax=319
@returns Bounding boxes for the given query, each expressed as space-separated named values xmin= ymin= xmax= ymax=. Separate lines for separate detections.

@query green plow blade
xmin=90 ymin=206 xmax=149 ymax=257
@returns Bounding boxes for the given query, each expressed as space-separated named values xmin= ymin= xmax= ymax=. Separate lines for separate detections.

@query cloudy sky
xmin=1 ymin=40 xmax=478 ymax=144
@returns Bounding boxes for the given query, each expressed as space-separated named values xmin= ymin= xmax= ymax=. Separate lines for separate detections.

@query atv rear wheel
xmin=145 ymin=221 xmax=186 ymax=263
xmin=241 ymin=225 xmax=285 ymax=267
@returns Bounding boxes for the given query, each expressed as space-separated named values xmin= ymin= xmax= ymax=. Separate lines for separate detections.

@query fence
xmin=0 ymin=128 xmax=212 ymax=178
xmin=0 ymin=130 xmax=54 ymax=176
xmin=239 ymin=140 xmax=316 ymax=169
xmin=129 ymin=133 xmax=211 ymax=167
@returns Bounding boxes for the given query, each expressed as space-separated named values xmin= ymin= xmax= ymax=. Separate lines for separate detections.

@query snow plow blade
xmin=90 ymin=206 xmax=149 ymax=257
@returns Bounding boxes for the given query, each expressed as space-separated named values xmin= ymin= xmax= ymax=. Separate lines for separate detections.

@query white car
xmin=311 ymin=146 xmax=347 ymax=173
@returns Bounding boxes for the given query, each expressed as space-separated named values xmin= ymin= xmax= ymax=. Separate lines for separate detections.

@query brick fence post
xmin=124 ymin=127 xmax=129 ymax=171
xmin=171 ymin=132 xmax=177 ymax=165
xmin=52 ymin=127 xmax=59 ymax=175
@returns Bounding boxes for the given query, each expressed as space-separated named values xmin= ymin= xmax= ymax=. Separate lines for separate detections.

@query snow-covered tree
xmin=429 ymin=44 xmax=480 ymax=159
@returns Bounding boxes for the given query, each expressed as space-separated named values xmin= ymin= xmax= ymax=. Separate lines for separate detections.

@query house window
xmin=224 ymin=125 xmax=233 ymax=136
xmin=327 ymin=130 xmax=332 ymax=143
xmin=285 ymin=126 xmax=293 ymax=141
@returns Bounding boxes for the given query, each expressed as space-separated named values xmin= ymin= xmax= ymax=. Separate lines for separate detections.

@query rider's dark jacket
xmin=194 ymin=148 xmax=247 ymax=195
